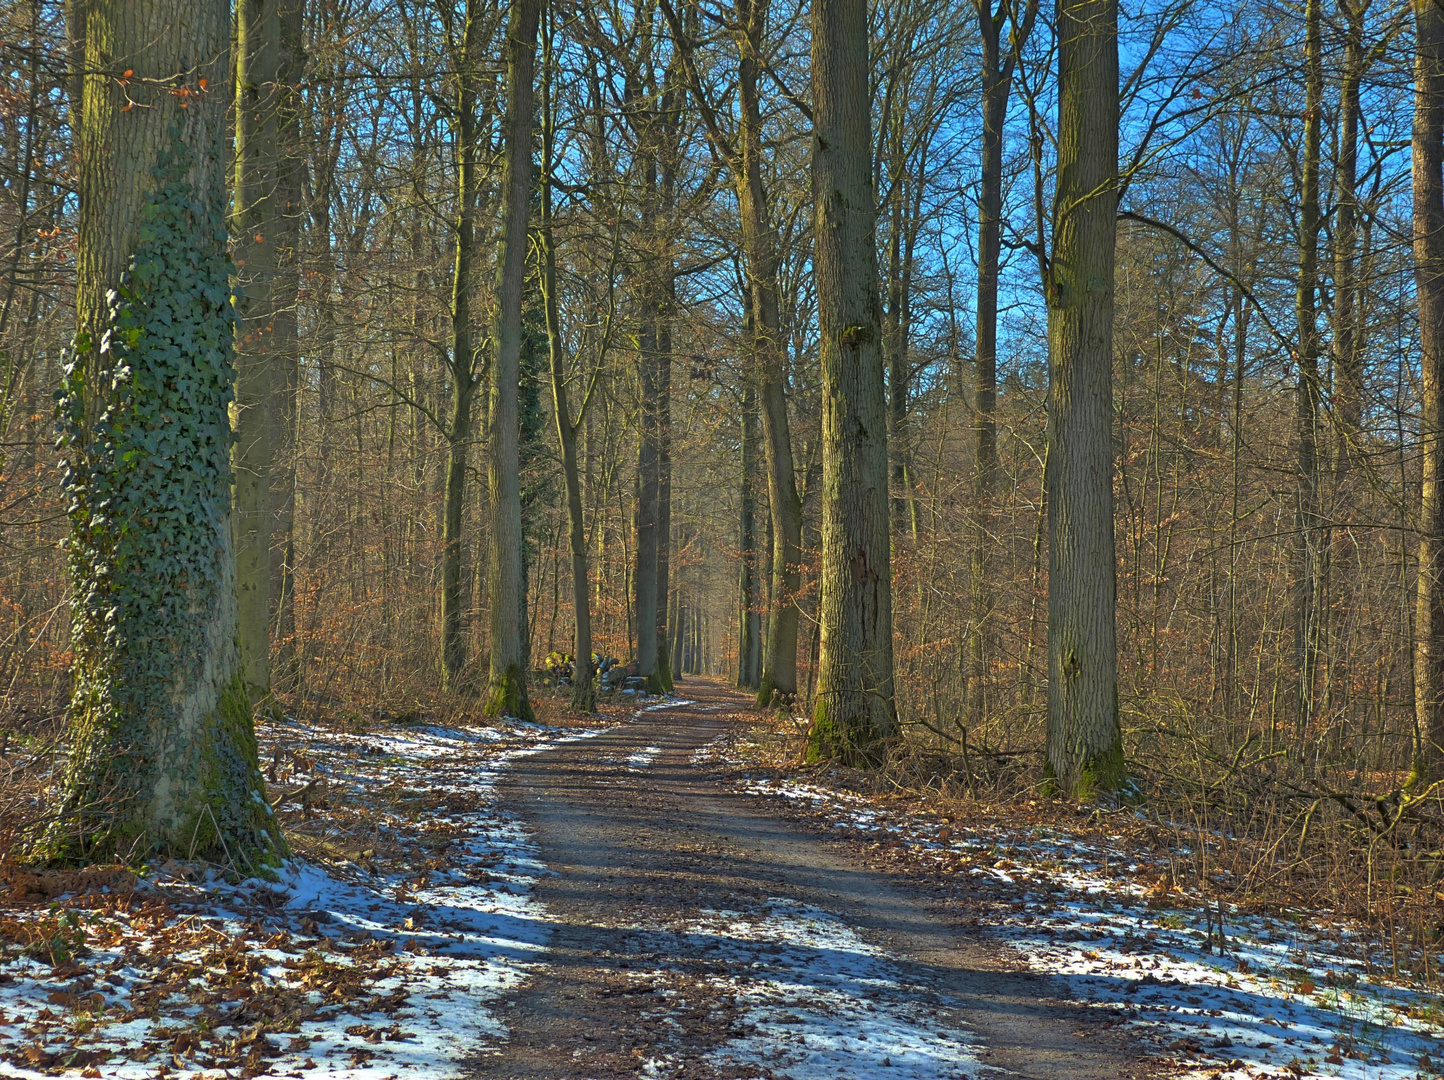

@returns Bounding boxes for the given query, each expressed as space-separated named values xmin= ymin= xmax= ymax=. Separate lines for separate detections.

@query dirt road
xmin=468 ymin=683 xmax=1163 ymax=1079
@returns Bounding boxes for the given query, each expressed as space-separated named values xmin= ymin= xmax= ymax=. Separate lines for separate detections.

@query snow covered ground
xmin=715 ymin=758 xmax=1444 ymax=1080
xmin=692 ymin=900 xmax=981 ymax=1080
xmin=0 ymin=718 xmax=603 ymax=1080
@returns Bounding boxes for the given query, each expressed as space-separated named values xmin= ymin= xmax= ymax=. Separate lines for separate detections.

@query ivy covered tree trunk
xmin=50 ymin=0 xmax=283 ymax=866
xmin=806 ymin=0 xmax=897 ymax=764
xmin=484 ymin=0 xmax=539 ymax=720
xmin=232 ymin=0 xmax=281 ymax=704
xmin=1044 ymin=0 xmax=1123 ymax=799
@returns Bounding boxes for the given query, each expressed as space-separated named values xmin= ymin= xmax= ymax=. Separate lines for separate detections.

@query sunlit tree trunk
xmin=484 ymin=0 xmax=540 ymax=718
xmin=1413 ymin=0 xmax=1444 ymax=781
xmin=807 ymin=0 xmax=896 ymax=763
xmin=51 ymin=0 xmax=281 ymax=865
xmin=1044 ymin=0 xmax=1122 ymax=798
xmin=232 ymin=0 xmax=281 ymax=703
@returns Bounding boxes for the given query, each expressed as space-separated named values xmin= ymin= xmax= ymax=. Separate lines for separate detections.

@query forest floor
xmin=0 ymin=682 xmax=1442 ymax=1080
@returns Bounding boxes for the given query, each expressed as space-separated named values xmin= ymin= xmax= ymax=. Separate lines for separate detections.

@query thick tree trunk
xmin=806 ymin=0 xmax=896 ymax=763
xmin=1413 ymin=0 xmax=1444 ymax=781
xmin=441 ymin=1 xmax=483 ymax=692
xmin=231 ymin=0 xmax=281 ymax=704
xmin=1294 ymin=0 xmax=1324 ymax=739
xmin=1044 ymin=0 xmax=1123 ymax=798
xmin=484 ymin=0 xmax=541 ymax=719
xmin=51 ymin=0 xmax=281 ymax=865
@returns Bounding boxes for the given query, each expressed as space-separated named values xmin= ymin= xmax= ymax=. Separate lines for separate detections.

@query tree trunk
xmin=484 ymin=0 xmax=540 ymax=719
xmin=232 ymin=0 xmax=281 ymax=704
xmin=541 ymin=28 xmax=596 ymax=713
xmin=806 ymin=0 xmax=896 ymax=763
xmin=733 ymin=0 xmax=802 ymax=706
xmin=269 ymin=0 xmax=304 ymax=693
xmin=1044 ymin=0 xmax=1123 ymax=798
xmin=969 ymin=0 xmax=1034 ymax=731
xmin=1294 ymin=0 xmax=1324 ymax=740
xmin=1414 ymin=0 xmax=1444 ymax=781
xmin=654 ymin=294 xmax=675 ymax=692
xmin=51 ymin=0 xmax=282 ymax=865
xmin=1333 ymin=0 xmax=1365 ymax=477
xmin=63 ymin=0 xmax=84 ymax=137
xmin=441 ymin=0 xmax=483 ymax=692
xmin=1328 ymin=0 xmax=1367 ymax=721
xmin=634 ymin=317 xmax=661 ymax=680
xmin=737 ymin=379 xmax=762 ymax=689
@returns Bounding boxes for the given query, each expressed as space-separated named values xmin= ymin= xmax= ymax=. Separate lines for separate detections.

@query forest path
xmin=468 ymin=682 xmax=1163 ymax=1080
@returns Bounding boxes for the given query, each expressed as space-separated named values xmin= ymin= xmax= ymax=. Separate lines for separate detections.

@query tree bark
xmin=1294 ymin=0 xmax=1325 ymax=740
xmin=737 ymin=378 xmax=762 ymax=689
xmin=269 ymin=0 xmax=304 ymax=693
xmin=441 ymin=0 xmax=484 ymax=692
xmin=484 ymin=0 xmax=540 ymax=719
xmin=231 ymin=0 xmax=281 ymax=704
xmin=634 ymin=316 xmax=661 ymax=680
xmin=1044 ymin=0 xmax=1123 ymax=798
xmin=1413 ymin=0 xmax=1444 ymax=781
xmin=806 ymin=0 xmax=897 ymax=763
xmin=51 ymin=0 xmax=282 ymax=865
xmin=653 ymin=263 xmax=675 ymax=693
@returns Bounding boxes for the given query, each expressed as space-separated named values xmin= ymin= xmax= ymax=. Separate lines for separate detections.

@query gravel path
xmin=466 ymin=683 xmax=1165 ymax=1080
